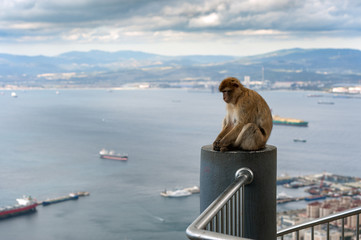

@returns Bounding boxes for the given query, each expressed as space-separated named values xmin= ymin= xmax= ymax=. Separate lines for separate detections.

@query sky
xmin=1 ymin=0 xmax=361 ymax=57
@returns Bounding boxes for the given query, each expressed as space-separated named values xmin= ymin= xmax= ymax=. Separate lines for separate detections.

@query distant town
xmin=1 ymin=76 xmax=361 ymax=97
xmin=277 ymin=172 xmax=361 ymax=239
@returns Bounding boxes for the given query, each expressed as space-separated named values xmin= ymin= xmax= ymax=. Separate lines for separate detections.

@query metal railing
xmin=186 ymin=168 xmax=254 ymax=240
xmin=277 ymin=206 xmax=361 ymax=240
xmin=187 ymin=160 xmax=361 ymax=240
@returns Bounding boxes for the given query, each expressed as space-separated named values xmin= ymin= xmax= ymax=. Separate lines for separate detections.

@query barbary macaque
xmin=213 ymin=77 xmax=273 ymax=151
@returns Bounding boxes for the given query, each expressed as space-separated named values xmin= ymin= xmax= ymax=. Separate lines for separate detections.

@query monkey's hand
xmin=213 ymin=140 xmax=221 ymax=151
xmin=218 ymin=138 xmax=231 ymax=152
xmin=220 ymin=146 xmax=230 ymax=152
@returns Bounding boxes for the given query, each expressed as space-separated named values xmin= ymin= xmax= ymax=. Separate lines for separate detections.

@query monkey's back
xmin=241 ymin=88 xmax=273 ymax=137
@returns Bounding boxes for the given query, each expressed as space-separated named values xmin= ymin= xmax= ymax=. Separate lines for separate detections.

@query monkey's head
xmin=219 ymin=77 xmax=243 ymax=104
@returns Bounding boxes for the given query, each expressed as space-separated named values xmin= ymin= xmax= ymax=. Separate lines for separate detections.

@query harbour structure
xmin=283 ymin=180 xmax=315 ymax=189
xmin=304 ymin=195 xmax=327 ymax=201
xmin=277 ymin=192 xmax=306 ymax=204
xmin=277 ymin=175 xmax=295 ymax=185
xmin=276 ymin=172 xmax=361 ymax=206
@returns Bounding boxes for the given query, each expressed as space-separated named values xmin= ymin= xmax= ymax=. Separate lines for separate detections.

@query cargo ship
xmin=42 ymin=193 xmax=78 ymax=206
xmin=99 ymin=149 xmax=128 ymax=161
xmin=0 ymin=196 xmax=37 ymax=219
xmin=272 ymin=115 xmax=308 ymax=127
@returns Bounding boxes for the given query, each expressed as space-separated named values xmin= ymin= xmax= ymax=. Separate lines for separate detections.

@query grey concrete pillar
xmin=200 ymin=144 xmax=277 ymax=240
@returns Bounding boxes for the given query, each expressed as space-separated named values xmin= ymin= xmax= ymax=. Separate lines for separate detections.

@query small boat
xmin=160 ymin=186 xmax=199 ymax=198
xmin=0 ymin=196 xmax=37 ymax=219
xmin=160 ymin=189 xmax=192 ymax=198
xmin=76 ymin=191 xmax=90 ymax=197
xmin=42 ymin=193 xmax=78 ymax=206
xmin=293 ymin=139 xmax=307 ymax=143
xmin=307 ymin=94 xmax=323 ymax=97
xmin=11 ymin=92 xmax=17 ymax=98
xmin=318 ymin=101 xmax=334 ymax=105
xmin=99 ymin=149 xmax=128 ymax=161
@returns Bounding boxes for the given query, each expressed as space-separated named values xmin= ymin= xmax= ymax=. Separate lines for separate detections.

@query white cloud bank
xmin=1 ymin=0 xmax=361 ymax=56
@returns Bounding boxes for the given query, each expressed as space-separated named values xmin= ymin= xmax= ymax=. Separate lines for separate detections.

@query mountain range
xmin=1 ymin=48 xmax=360 ymax=89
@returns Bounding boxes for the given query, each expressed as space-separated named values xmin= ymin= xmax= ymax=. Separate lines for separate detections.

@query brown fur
xmin=213 ymin=77 xmax=273 ymax=151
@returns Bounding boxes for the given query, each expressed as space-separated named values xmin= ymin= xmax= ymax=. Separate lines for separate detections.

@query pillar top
xmin=202 ymin=144 xmax=276 ymax=154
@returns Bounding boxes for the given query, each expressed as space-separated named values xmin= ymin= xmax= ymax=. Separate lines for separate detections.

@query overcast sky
xmin=1 ymin=0 xmax=361 ymax=56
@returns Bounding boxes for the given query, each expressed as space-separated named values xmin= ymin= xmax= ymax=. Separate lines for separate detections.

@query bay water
xmin=0 ymin=89 xmax=360 ymax=239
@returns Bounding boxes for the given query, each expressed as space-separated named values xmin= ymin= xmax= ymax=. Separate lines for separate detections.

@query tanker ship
xmin=0 ymin=196 xmax=37 ymax=219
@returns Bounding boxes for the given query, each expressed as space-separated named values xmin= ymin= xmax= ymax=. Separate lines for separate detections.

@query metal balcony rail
xmin=186 ymin=168 xmax=254 ymax=240
xmin=277 ymin=206 xmax=361 ymax=240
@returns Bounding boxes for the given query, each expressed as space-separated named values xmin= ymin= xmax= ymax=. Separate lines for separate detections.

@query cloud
xmin=189 ymin=13 xmax=221 ymax=28
xmin=2 ymin=0 xmax=359 ymax=31
xmin=1 ymin=0 xmax=361 ymax=55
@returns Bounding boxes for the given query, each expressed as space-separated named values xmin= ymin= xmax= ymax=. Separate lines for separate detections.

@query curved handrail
xmin=186 ymin=168 xmax=254 ymax=240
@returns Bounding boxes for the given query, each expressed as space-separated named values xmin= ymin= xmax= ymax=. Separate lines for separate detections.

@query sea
xmin=0 ymin=89 xmax=360 ymax=240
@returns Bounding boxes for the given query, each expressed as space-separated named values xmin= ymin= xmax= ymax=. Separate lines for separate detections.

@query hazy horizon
xmin=1 ymin=47 xmax=361 ymax=58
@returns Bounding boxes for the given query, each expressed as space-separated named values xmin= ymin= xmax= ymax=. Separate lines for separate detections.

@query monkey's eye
xmin=222 ymin=90 xmax=231 ymax=94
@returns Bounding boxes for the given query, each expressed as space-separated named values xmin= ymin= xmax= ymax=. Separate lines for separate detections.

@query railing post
xmin=200 ymin=144 xmax=277 ymax=240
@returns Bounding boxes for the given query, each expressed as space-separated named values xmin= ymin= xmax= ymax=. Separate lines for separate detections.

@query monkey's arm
xmin=213 ymin=118 xmax=233 ymax=151
xmin=218 ymin=123 xmax=244 ymax=151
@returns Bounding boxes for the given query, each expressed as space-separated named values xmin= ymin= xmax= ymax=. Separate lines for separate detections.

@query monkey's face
xmin=219 ymin=77 xmax=241 ymax=104
xmin=222 ymin=90 xmax=232 ymax=103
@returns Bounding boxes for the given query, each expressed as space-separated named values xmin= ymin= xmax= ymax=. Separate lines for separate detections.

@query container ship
xmin=0 ymin=196 xmax=37 ymax=219
xmin=42 ymin=193 xmax=79 ymax=206
xmin=99 ymin=149 xmax=128 ymax=161
xmin=272 ymin=115 xmax=308 ymax=127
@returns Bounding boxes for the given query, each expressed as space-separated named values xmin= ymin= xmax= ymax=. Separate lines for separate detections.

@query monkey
xmin=213 ymin=77 xmax=273 ymax=152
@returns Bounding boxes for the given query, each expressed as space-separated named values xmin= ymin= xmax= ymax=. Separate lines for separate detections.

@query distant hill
xmin=1 ymin=48 xmax=360 ymax=89
xmin=238 ymin=48 xmax=361 ymax=74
